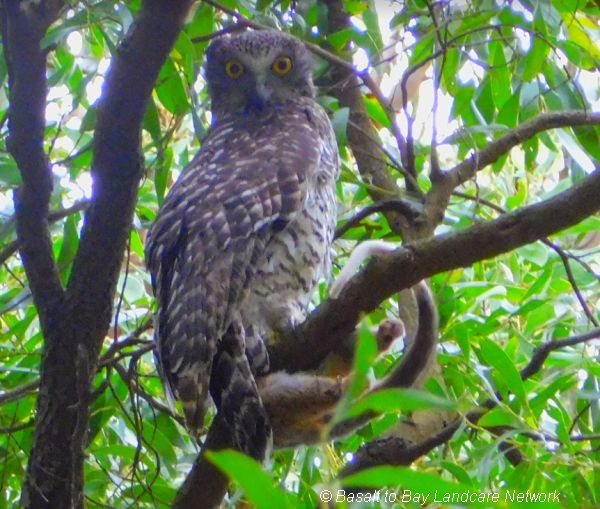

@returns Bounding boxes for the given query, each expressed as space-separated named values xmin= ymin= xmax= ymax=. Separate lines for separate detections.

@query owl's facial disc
xmin=206 ymin=30 xmax=315 ymax=118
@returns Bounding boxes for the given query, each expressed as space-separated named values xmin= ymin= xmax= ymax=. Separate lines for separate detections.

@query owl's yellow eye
xmin=272 ymin=56 xmax=293 ymax=76
xmin=225 ymin=60 xmax=244 ymax=79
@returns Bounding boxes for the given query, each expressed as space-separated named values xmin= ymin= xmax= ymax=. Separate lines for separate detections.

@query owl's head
xmin=205 ymin=30 xmax=315 ymax=119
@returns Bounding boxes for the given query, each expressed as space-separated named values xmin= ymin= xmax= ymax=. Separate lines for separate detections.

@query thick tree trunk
xmin=3 ymin=1 xmax=194 ymax=506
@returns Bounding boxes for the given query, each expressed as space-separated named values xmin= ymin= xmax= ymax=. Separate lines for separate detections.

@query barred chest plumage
xmin=241 ymin=167 xmax=337 ymax=339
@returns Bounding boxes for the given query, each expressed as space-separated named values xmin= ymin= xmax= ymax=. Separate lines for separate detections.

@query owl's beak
xmin=249 ymin=78 xmax=272 ymax=110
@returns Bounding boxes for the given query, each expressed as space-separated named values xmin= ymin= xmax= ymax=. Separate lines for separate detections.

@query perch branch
xmin=270 ymin=169 xmax=600 ymax=372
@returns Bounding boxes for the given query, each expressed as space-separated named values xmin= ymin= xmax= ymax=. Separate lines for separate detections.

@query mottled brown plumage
xmin=145 ymin=30 xmax=339 ymax=460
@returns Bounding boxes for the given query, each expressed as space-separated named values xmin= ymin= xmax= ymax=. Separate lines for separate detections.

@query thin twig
xmin=454 ymin=191 xmax=600 ymax=327
xmin=521 ymin=327 xmax=600 ymax=380
xmin=0 ymin=200 xmax=90 ymax=265
xmin=335 ymin=200 xmax=421 ymax=239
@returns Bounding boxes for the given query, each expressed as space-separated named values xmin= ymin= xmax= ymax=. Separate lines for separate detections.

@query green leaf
xmin=327 ymin=29 xmax=353 ymax=51
xmin=345 ymin=388 xmax=456 ymax=418
xmin=363 ymin=95 xmax=391 ymax=128
xmin=563 ymin=12 xmax=600 ymax=64
xmin=343 ymin=467 xmax=480 ymax=503
xmin=156 ymin=58 xmax=190 ymax=115
xmin=522 ymin=14 xmax=550 ymax=81
xmin=331 ymin=107 xmax=350 ymax=144
xmin=207 ymin=450 xmax=294 ymax=508
xmin=489 ymin=41 xmax=511 ymax=109
xmin=478 ymin=407 xmax=520 ymax=428
xmin=505 ymin=178 xmax=527 ymax=209
xmin=474 ymin=77 xmax=495 ymax=123
xmin=516 ymin=243 xmax=549 ymax=268
xmin=80 ymin=107 xmax=97 ymax=132
xmin=0 ymin=153 xmax=22 ymax=187
xmin=56 ymin=214 xmax=80 ymax=283
xmin=441 ymin=48 xmax=460 ymax=94
xmin=186 ymin=2 xmax=215 ymax=40
xmin=440 ymin=461 xmax=473 ymax=486
xmin=343 ymin=0 xmax=367 ymax=15
xmin=572 ymin=125 xmax=600 ymax=161
xmin=143 ymin=97 xmax=162 ymax=148
xmin=479 ymin=338 xmax=526 ymax=406
xmin=496 ymin=87 xmax=520 ymax=129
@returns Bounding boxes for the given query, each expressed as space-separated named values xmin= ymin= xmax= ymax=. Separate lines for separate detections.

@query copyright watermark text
xmin=319 ymin=489 xmax=561 ymax=505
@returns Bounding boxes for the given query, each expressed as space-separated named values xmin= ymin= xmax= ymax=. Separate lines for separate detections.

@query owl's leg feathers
xmin=211 ymin=322 xmax=273 ymax=462
xmin=244 ymin=324 xmax=270 ymax=377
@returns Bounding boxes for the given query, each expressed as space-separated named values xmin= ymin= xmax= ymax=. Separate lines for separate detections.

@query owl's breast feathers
xmin=145 ymin=97 xmax=339 ymax=440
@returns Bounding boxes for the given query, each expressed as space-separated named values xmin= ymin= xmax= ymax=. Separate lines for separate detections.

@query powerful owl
xmin=145 ymin=30 xmax=339 ymax=461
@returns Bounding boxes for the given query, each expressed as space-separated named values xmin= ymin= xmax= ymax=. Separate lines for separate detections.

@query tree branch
xmin=339 ymin=326 xmax=600 ymax=478
xmin=172 ymin=414 xmax=232 ymax=509
xmin=521 ymin=327 xmax=600 ymax=380
xmin=321 ymin=0 xmax=414 ymax=237
xmin=1 ymin=0 xmax=66 ymax=335
xmin=66 ymin=0 xmax=191 ymax=345
xmin=455 ymin=190 xmax=599 ymax=326
xmin=423 ymin=111 xmax=600 ymax=235
xmin=339 ymin=417 xmax=460 ymax=481
xmin=19 ymin=2 xmax=193 ymax=507
xmin=335 ymin=200 xmax=421 ymax=239
xmin=270 ymin=169 xmax=600 ymax=372
xmin=449 ymin=111 xmax=600 ymax=186
xmin=0 ymin=200 xmax=91 ymax=266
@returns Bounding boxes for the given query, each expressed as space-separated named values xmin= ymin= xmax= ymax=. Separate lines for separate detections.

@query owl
xmin=145 ymin=30 xmax=339 ymax=461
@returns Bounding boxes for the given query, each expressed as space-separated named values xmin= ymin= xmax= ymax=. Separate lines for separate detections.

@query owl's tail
xmin=210 ymin=322 xmax=273 ymax=462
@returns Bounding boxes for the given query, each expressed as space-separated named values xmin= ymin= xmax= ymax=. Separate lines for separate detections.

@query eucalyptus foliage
xmin=1 ymin=1 xmax=599 ymax=508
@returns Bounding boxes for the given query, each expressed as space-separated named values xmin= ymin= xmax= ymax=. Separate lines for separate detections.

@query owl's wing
xmin=145 ymin=107 xmax=337 ymax=444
